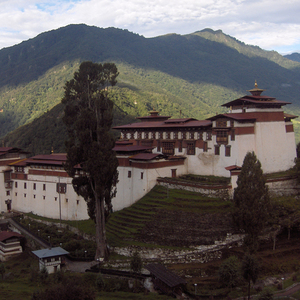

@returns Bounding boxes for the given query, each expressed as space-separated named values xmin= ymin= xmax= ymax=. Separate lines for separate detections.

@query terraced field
xmin=106 ymin=185 xmax=233 ymax=248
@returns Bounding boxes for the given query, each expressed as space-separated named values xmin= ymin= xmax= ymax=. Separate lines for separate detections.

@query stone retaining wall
xmin=266 ymin=177 xmax=299 ymax=197
xmin=157 ymin=176 xmax=299 ymax=199
xmin=157 ymin=178 xmax=230 ymax=200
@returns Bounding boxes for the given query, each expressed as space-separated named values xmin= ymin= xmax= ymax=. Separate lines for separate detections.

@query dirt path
xmin=65 ymin=258 xmax=97 ymax=273
xmin=275 ymin=282 xmax=300 ymax=297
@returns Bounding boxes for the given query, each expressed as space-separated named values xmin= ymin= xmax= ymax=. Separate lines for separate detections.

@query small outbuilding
xmin=0 ymin=231 xmax=24 ymax=261
xmin=146 ymin=263 xmax=186 ymax=296
xmin=32 ymin=247 xmax=69 ymax=274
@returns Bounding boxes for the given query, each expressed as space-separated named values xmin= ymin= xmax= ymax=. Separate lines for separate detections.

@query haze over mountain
xmin=1 ymin=24 xmax=300 ymax=154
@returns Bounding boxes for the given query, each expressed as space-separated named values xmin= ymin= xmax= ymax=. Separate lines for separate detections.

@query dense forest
xmin=1 ymin=24 xmax=300 ymax=154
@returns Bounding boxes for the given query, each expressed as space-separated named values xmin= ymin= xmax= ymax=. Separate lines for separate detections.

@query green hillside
xmin=1 ymin=24 xmax=300 ymax=152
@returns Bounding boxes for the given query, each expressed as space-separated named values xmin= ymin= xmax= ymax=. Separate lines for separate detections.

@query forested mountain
xmin=284 ymin=52 xmax=300 ymax=63
xmin=1 ymin=24 xmax=300 ymax=154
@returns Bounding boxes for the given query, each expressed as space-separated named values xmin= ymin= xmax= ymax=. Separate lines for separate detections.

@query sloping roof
xmin=0 ymin=231 xmax=22 ymax=242
xmin=225 ymin=165 xmax=242 ymax=171
xmin=284 ymin=113 xmax=298 ymax=120
xmin=164 ymin=118 xmax=196 ymax=124
xmin=129 ymin=153 xmax=162 ymax=160
xmin=145 ymin=263 xmax=186 ymax=288
xmin=10 ymin=154 xmax=67 ymax=167
xmin=0 ymin=147 xmax=29 ymax=155
xmin=113 ymin=145 xmax=154 ymax=152
xmin=113 ymin=119 xmax=211 ymax=130
xmin=207 ymin=113 xmax=256 ymax=122
xmin=0 ymin=159 xmax=26 ymax=167
xmin=222 ymin=95 xmax=290 ymax=108
xmin=32 ymin=247 xmax=69 ymax=259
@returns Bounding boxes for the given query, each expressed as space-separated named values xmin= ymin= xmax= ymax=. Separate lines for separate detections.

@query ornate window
xmin=57 ymin=183 xmax=67 ymax=194
xmin=162 ymin=142 xmax=175 ymax=155
xmin=216 ymin=119 xmax=227 ymax=127
xmin=187 ymin=141 xmax=195 ymax=155
xmin=206 ymin=132 xmax=212 ymax=140
xmin=216 ymin=131 xmax=228 ymax=144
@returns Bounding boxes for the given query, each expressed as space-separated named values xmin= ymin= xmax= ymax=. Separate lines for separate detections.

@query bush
xmin=96 ymin=274 xmax=105 ymax=291
xmin=258 ymin=288 xmax=274 ymax=300
xmin=218 ymin=256 xmax=241 ymax=288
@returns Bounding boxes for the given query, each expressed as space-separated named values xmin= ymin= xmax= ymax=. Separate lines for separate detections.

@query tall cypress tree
xmin=233 ymin=151 xmax=271 ymax=252
xmin=62 ymin=61 xmax=119 ymax=260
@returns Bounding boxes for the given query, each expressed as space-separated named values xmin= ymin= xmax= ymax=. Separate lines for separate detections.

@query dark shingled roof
xmin=129 ymin=153 xmax=162 ymax=160
xmin=222 ymin=95 xmax=290 ymax=108
xmin=225 ymin=165 xmax=242 ymax=171
xmin=0 ymin=231 xmax=22 ymax=242
xmin=146 ymin=263 xmax=186 ymax=288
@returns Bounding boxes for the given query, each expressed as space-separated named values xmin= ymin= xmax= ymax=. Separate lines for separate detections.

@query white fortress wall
xmin=255 ymin=121 xmax=295 ymax=173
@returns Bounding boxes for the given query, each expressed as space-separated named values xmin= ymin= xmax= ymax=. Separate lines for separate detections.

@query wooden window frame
xmin=186 ymin=141 xmax=196 ymax=155
xmin=225 ymin=145 xmax=231 ymax=157
xmin=162 ymin=142 xmax=175 ymax=155
xmin=215 ymin=145 xmax=220 ymax=155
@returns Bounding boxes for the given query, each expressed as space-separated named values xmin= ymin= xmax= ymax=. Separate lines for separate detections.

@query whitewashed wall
xmin=112 ymin=160 xmax=187 ymax=211
xmin=12 ymin=171 xmax=89 ymax=220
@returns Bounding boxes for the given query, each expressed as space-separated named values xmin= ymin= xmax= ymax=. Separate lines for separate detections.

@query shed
xmin=145 ymin=263 xmax=186 ymax=296
xmin=32 ymin=247 xmax=69 ymax=274
xmin=0 ymin=231 xmax=23 ymax=261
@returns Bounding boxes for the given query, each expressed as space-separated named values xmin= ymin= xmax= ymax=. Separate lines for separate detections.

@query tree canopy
xmin=233 ymin=151 xmax=271 ymax=252
xmin=62 ymin=61 xmax=119 ymax=260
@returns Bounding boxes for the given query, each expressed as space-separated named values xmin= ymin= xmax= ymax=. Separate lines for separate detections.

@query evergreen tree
xmin=62 ymin=61 xmax=119 ymax=260
xmin=241 ymin=254 xmax=259 ymax=300
xmin=233 ymin=151 xmax=271 ymax=252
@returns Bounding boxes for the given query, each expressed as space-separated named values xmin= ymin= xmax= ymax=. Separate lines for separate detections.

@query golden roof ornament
xmin=248 ymin=80 xmax=265 ymax=96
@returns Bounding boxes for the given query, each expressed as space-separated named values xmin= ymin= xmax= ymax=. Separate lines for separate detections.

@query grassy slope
xmin=106 ymin=185 xmax=233 ymax=248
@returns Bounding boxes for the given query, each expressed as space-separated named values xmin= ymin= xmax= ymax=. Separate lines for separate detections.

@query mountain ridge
xmin=1 ymin=24 xmax=300 ymax=153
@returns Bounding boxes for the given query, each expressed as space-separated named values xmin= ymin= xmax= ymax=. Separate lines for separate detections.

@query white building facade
xmin=0 ymin=83 xmax=298 ymax=220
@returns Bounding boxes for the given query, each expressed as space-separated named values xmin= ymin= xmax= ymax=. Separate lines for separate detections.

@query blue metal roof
xmin=32 ymin=247 xmax=69 ymax=259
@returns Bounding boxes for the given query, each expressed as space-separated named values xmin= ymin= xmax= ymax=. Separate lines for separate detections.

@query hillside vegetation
xmin=1 ymin=24 xmax=300 ymax=152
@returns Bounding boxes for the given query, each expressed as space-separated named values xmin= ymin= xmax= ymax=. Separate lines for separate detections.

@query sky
xmin=1 ymin=0 xmax=300 ymax=54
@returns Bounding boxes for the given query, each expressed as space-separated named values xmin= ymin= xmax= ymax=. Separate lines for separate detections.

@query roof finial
xmin=248 ymin=80 xmax=265 ymax=96
xmin=51 ymin=147 xmax=54 ymax=154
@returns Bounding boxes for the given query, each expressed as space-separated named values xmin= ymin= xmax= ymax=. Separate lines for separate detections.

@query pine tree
xmin=62 ymin=61 xmax=119 ymax=260
xmin=241 ymin=253 xmax=259 ymax=300
xmin=233 ymin=151 xmax=271 ymax=252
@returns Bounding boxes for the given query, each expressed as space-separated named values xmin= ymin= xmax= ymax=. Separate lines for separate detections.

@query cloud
xmin=0 ymin=0 xmax=299 ymax=53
